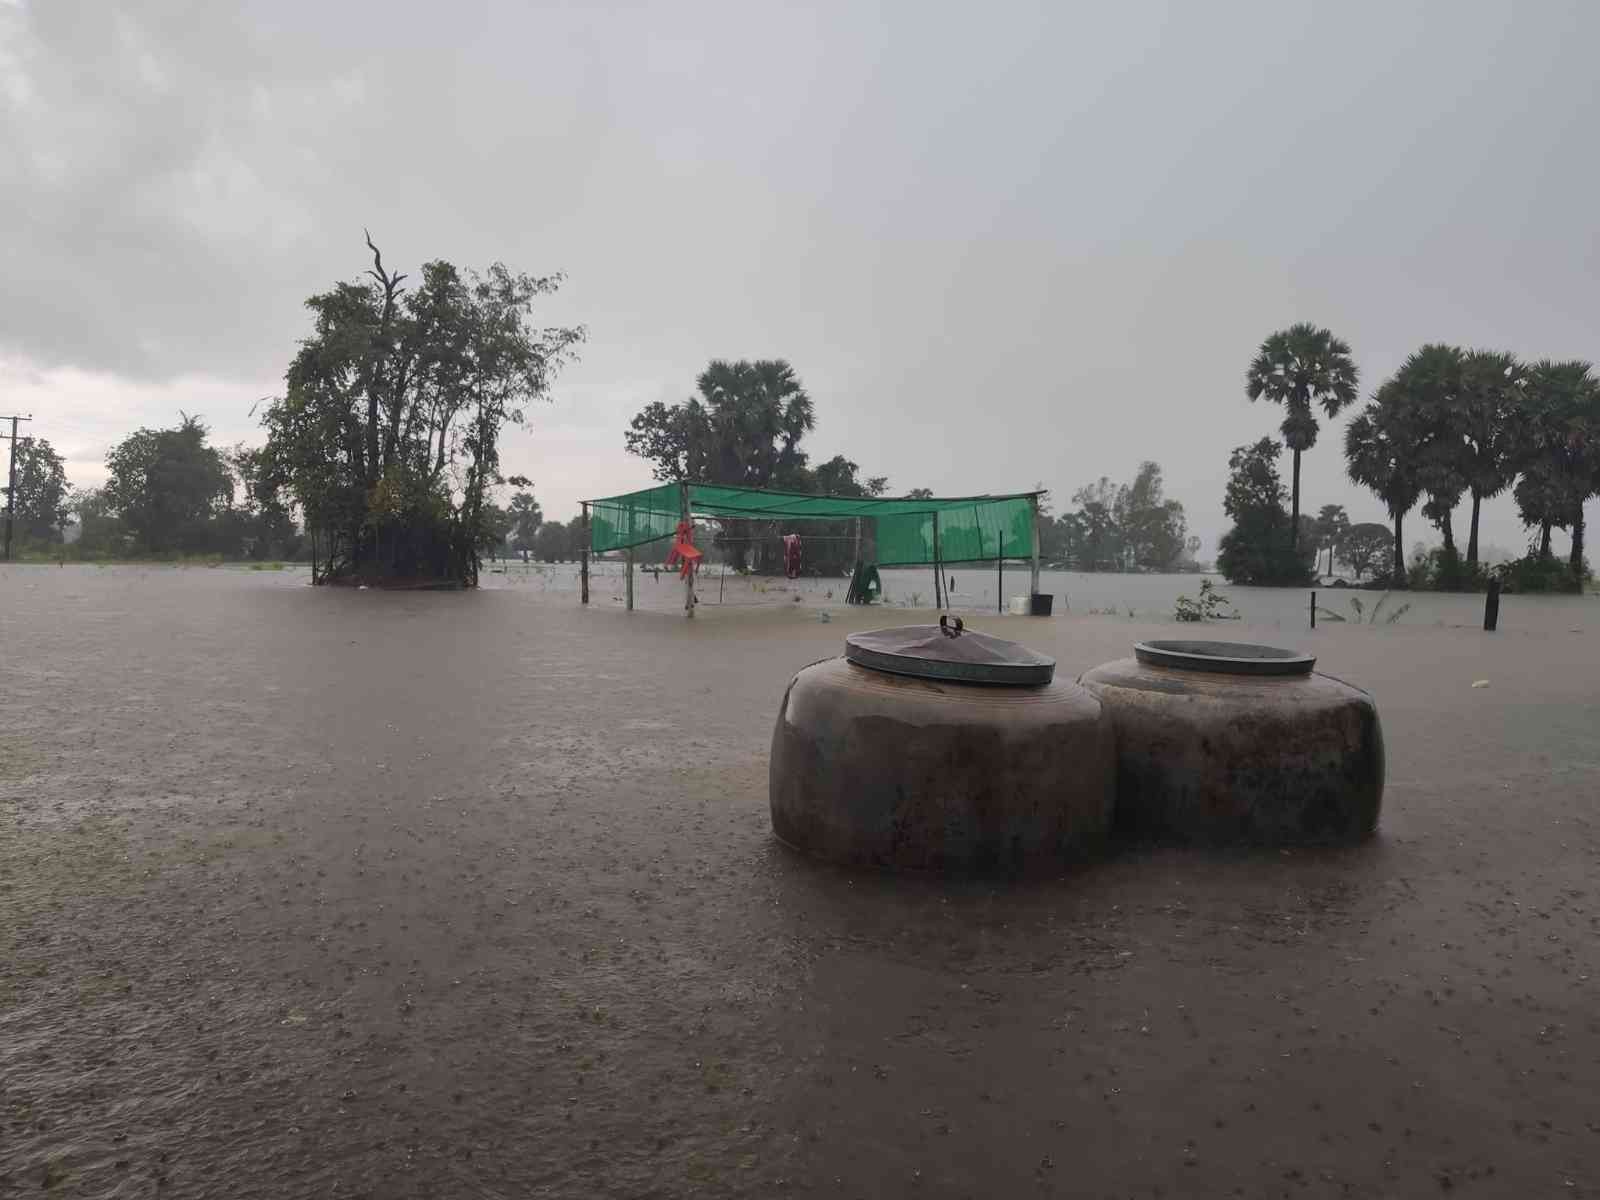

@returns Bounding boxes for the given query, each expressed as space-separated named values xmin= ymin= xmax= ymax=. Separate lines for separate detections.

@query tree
xmin=104 ymin=415 xmax=234 ymax=554
xmin=4 ymin=436 xmax=69 ymax=544
xmin=1391 ymin=345 xmax=1469 ymax=579
xmin=1338 ymin=523 xmax=1393 ymax=581
xmin=222 ymin=443 xmax=300 ymax=559
xmin=782 ymin=455 xmax=887 ymax=575
xmin=1457 ymin=351 xmax=1524 ymax=569
xmin=1245 ymin=323 xmax=1360 ymax=548
xmin=1114 ymin=462 xmax=1187 ymax=570
xmin=1070 ymin=477 xmax=1120 ymax=570
xmin=625 ymin=359 xmax=814 ymax=488
xmin=533 ymin=516 xmax=584 ymax=562
xmin=1344 ymin=383 xmax=1424 ymax=586
xmin=68 ymin=487 xmax=124 ymax=556
xmin=1311 ymin=504 xmax=1350 ymax=577
xmin=903 ymin=487 xmax=934 ymax=500
xmin=1513 ymin=359 xmax=1599 ymax=581
xmin=258 ymin=236 xmax=583 ymax=584
xmin=1216 ymin=438 xmax=1314 ymax=586
xmin=507 ymin=491 xmax=544 ymax=551
xmin=624 ymin=360 xmax=889 ymax=573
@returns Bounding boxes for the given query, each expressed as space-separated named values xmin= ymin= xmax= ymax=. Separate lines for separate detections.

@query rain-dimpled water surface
xmin=3 ymin=563 xmax=1599 ymax=1197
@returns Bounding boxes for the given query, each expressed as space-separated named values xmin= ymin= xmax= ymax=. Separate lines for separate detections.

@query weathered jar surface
xmin=1078 ymin=640 xmax=1384 ymax=846
xmin=769 ymin=624 xmax=1114 ymax=872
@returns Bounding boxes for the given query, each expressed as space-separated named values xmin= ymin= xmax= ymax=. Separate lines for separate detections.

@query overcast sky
xmin=4 ymin=0 xmax=1597 ymax=556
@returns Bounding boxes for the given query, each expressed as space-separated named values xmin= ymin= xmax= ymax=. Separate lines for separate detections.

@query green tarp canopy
xmin=586 ymin=483 xmax=1041 ymax=567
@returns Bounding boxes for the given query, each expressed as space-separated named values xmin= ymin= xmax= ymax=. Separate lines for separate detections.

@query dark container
xmin=1078 ymin=640 xmax=1384 ymax=846
xmin=1029 ymin=593 xmax=1054 ymax=616
xmin=769 ymin=624 xmax=1113 ymax=872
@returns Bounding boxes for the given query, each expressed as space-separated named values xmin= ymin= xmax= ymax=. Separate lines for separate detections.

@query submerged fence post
xmin=1310 ymin=590 xmax=1316 ymax=630
xmin=1030 ymin=495 xmax=1042 ymax=599
xmin=625 ymin=547 xmax=634 ymax=611
xmin=1484 ymin=579 xmax=1500 ymax=631
xmin=680 ymin=482 xmax=695 ymax=619
xmin=580 ymin=503 xmax=590 ymax=606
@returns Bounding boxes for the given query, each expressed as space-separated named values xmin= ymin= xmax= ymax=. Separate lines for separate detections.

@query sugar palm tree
xmin=1246 ymin=324 xmax=1360 ymax=548
xmin=1345 ymin=383 xmax=1423 ymax=586
xmin=1457 ymin=351 xmax=1525 ymax=569
xmin=1515 ymin=360 xmax=1599 ymax=580
xmin=1311 ymin=503 xmax=1350 ymax=578
xmin=1394 ymin=344 xmax=1468 ymax=565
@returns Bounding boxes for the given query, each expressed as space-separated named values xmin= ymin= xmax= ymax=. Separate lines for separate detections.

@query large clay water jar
xmin=769 ymin=621 xmax=1115 ymax=872
xmin=1079 ymin=640 xmax=1383 ymax=846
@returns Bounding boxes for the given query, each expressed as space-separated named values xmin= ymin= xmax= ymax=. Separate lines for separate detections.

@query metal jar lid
xmin=844 ymin=617 xmax=1056 ymax=685
xmin=1133 ymin=640 xmax=1315 ymax=676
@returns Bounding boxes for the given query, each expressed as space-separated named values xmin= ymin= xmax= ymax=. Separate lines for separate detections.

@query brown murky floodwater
xmin=2 ymin=564 xmax=1599 ymax=1198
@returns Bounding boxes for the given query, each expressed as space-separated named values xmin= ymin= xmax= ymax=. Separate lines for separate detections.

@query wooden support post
xmin=625 ymin=547 xmax=634 ymax=611
xmin=2 ymin=414 xmax=33 ymax=563
xmin=1484 ymin=579 xmax=1500 ymax=632
xmin=1029 ymin=496 xmax=1042 ymax=601
xmin=580 ymin=503 xmax=590 ymax=605
xmin=680 ymin=482 xmax=696 ymax=619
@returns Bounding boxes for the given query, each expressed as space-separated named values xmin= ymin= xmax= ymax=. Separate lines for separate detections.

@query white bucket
xmin=1008 ymin=596 xmax=1029 ymax=615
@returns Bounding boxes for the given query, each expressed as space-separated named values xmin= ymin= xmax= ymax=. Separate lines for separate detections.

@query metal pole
xmin=1484 ymin=579 xmax=1500 ymax=632
xmin=3 ymin=414 xmax=32 ymax=562
xmin=1029 ymin=495 xmax=1041 ymax=602
xmin=997 ymin=555 xmax=1003 ymax=613
xmin=625 ymin=547 xmax=634 ymax=611
xmin=931 ymin=511 xmax=942 ymax=610
xmin=580 ymin=502 xmax=590 ymax=605
xmin=1310 ymin=590 xmax=1316 ymax=630
xmin=853 ymin=516 xmax=862 ymax=567
xmin=680 ymin=482 xmax=695 ymax=619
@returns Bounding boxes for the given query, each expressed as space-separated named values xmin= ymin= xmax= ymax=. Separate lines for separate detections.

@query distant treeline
xmin=1226 ymin=324 xmax=1598 ymax=592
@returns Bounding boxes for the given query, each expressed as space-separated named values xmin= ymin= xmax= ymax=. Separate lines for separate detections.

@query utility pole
xmin=2 ymin=414 xmax=33 ymax=562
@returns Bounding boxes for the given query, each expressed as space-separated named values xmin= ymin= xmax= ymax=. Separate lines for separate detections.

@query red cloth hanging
xmin=664 ymin=519 xmax=702 ymax=579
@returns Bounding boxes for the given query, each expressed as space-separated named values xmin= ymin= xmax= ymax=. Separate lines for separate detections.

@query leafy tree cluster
xmin=1216 ymin=438 xmax=1316 ymax=586
xmin=1337 ymin=522 xmax=1394 ymax=582
xmin=625 ymin=359 xmax=888 ymax=575
xmin=5 ymin=419 xmax=305 ymax=561
xmin=257 ymin=237 xmax=584 ymax=585
xmin=3 ymin=435 xmax=69 ymax=549
xmin=1345 ymin=348 xmax=1598 ymax=589
xmin=1039 ymin=462 xmax=1190 ymax=572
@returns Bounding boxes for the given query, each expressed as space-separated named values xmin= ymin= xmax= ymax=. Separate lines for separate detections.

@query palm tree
xmin=1345 ymin=383 xmax=1423 ymax=586
xmin=1246 ymin=324 xmax=1360 ymax=548
xmin=1515 ymin=360 xmax=1599 ymax=580
xmin=1457 ymin=351 xmax=1525 ymax=569
xmin=1312 ymin=503 xmax=1350 ymax=578
xmin=1394 ymin=345 xmax=1468 ymax=566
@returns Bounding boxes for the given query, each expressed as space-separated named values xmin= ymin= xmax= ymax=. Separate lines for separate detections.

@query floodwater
xmin=2 ymin=563 xmax=1599 ymax=1197
xmin=497 ymin=557 xmax=1599 ymax=631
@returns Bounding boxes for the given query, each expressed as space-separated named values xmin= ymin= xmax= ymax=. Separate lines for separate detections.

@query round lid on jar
xmin=1133 ymin=640 xmax=1315 ymax=676
xmin=845 ymin=617 xmax=1055 ymax=685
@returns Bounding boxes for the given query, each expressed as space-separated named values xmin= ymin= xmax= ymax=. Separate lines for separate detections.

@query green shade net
xmin=587 ymin=483 xmax=1039 ymax=566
